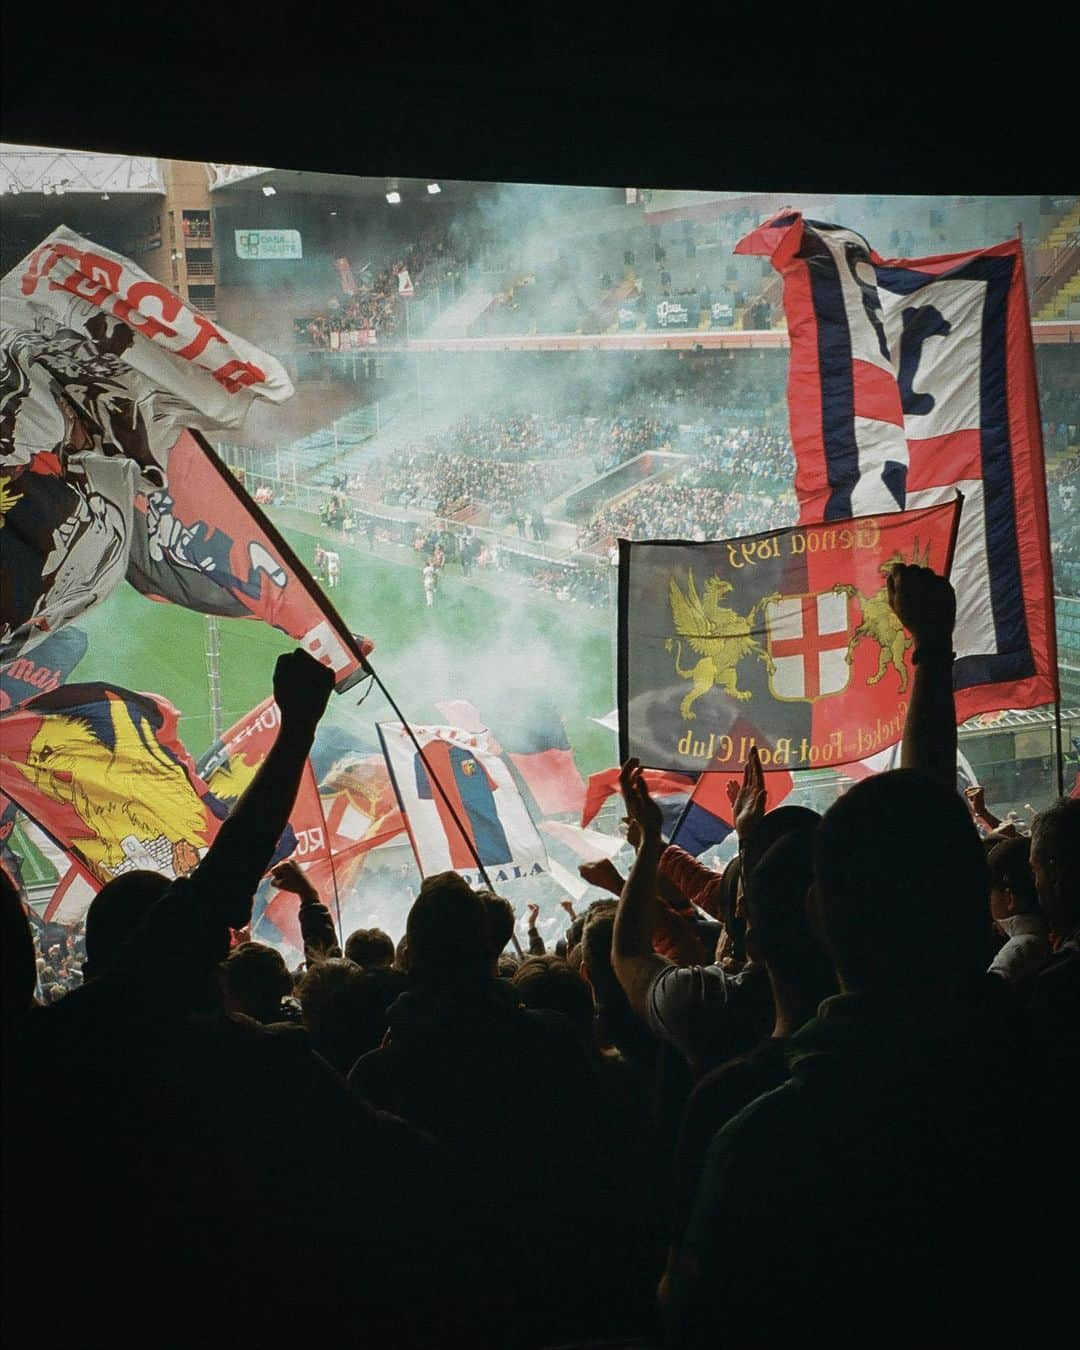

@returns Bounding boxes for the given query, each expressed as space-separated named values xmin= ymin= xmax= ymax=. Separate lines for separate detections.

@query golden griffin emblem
xmin=831 ymin=540 xmax=933 ymax=694
xmin=666 ymin=571 xmax=779 ymax=719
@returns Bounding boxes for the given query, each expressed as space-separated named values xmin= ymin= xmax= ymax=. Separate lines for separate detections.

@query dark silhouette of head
xmin=814 ymin=770 xmax=989 ymax=994
xmin=475 ymin=889 xmax=516 ymax=968
xmin=985 ymin=836 xmax=1041 ymax=924
xmin=406 ymin=872 xmax=489 ymax=996
xmin=344 ymin=927 xmax=395 ymax=970
xmin=219 ymin=942 xmax=292 ymax=1023
xmin=84 ymin=870 xmax=171 ymax=981
xmin=745 ymin=828 xmax=836 ymax=1019
xmin=1030 ymin=797 xmax=1080 ymax=936
xmin=513 ymin=955 xmax=595 ymax=1046
xmin=297 ymin=958 xmax=392 ymax=1073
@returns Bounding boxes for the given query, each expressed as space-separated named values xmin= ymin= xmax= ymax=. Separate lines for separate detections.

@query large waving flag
xmin=436 ymin=694 xmax=587 ymax=817
xmin=0 ymin=626 xmax=88 ymax=711
xmin=735 ymin=212 xmax=1057 ymax=719
xmin=199 ymin=699 xmax=395 ymax=952
xmin=0 ymin=683 xmax=223 ymax=884
xmin=1 ymin=227 xmax=369 ymax=687
xmin=0 ymin=790 xmax=101 ymax=925
xmin=618 ymin=499 xmax=959 ymax=774
xmin=378 ymin=722 xmax=548 ymax=888
xmin=669 ymin=761 xmax=794 ymax=857
xmin=581 ymin=766 xmax=696 ymax=837
xmin=198 ymin=695 xmax=329 ymax=870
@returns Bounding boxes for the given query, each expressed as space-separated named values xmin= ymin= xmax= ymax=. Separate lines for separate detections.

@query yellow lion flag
xmin=0 ymin=683 xmax=222 ymax=884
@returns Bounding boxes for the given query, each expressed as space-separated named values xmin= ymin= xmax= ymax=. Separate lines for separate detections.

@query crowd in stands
xmin=5 ymin=569 xmax=1076 ymax=1350
xmin=526 ymin=560 xmax=609 ymax=607
xmin=580 ymin=480 xmax=795 ymax=547
xmin=25 ymin=916 xmax=85 ymax=1004
xmin=678 ymin=426 xmax=796 ymax=491
xmin=294 ymin=230 xmax=465 ymax=346
xmin=1049 ymin=456 xmax=1080 ymax=596
xmin=374 ymin=449 xmax=567 ymax=517
xmin=336 ymin=412 xmax=678 ymax=521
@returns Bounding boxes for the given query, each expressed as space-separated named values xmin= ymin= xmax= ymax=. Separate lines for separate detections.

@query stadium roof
xmin=0 ymin=144 xmax=164 ymax=195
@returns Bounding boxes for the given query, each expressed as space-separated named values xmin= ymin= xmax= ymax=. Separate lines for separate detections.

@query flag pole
xmin=1053 ymin=695 xmax=1065 ymax=798
xmin=309 ymin=765 xmax=345 ymax=948
xmin=362 ymin=655 xmax=493 ymax=890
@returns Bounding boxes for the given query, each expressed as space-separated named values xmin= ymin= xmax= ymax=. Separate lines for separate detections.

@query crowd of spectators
xmin=580 ymin=479 xmax=796 ymax=546
xmin=1049 ymin=455 xmax=1080 ymax=595
xmin=5 ymin=572 xmax=1075 ymax=1349
xmin=294 ymin=230 xmax=465 ymax=346
xmin=373 ymin=448 xmax=567 ymax=517
xmin=526 ymin=560 xmax=610 ymax=607
xmin=25 ymin=916 xmax=85 ymax=1003
xmin=678 ymin=426 xmax=796 ymax=492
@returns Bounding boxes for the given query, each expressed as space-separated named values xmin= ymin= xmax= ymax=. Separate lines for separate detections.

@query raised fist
xmin=886 ymin=564 xmax=955 ymax=650
xmin=273 ymin=649 xmax=334 ymax=732
xmin=270 ymin=858 xmax=317 ymax=902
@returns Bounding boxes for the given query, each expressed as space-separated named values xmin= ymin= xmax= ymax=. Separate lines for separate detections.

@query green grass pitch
xmin=72 ymin=520 xmax=619 ymax=783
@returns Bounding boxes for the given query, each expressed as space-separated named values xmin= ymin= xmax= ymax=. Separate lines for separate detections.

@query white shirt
xmin=988 ymin=913 xmax=1051 ymax=983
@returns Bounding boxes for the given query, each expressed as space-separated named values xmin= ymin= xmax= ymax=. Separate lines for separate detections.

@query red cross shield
xmin=763 ymin=590 xmax=858 ymax=703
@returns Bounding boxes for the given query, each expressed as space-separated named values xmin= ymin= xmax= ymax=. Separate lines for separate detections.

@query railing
xmin=221 ymin=469 xmax=575 ymax=565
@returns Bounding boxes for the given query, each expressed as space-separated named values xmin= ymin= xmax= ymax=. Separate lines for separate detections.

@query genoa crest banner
xmin=618 ymin=499 xmax=959 ymax=774
xmin=0 ymin=683 xmax=223 ymax=885
xmin=735 ymin=212 xmax=1057 ymax=719
xmin=377 ymin=722 xmax=548 ymax=887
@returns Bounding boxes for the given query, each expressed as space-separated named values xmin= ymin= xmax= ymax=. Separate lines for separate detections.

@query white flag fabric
xmin=377 ymin=722 xmax=548 ymax=887
xmin=548 ymin=857 xmax=590 ymax=903
xmin=539 ymin=819 xmax=625 ymax=863
xmin=3 ymin=226 xmax=293 ymax=466
xmin=1 ymin=228 xmax=294 ymax=663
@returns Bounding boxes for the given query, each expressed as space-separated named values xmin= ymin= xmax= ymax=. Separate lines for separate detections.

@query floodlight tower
xmin=205 ymin=615 xmax=224 ymax=741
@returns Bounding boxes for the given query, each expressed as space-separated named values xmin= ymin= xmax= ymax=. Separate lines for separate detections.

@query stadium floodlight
xmin=426 ymin=182 xmax=441 ymax=195
xmin=386 ymin=190 xmax=402 ymax=204
xmin=262 ymin=184 xmax=276 ymax=197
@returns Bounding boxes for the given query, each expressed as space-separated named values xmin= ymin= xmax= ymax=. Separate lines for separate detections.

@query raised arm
xmin=888 ymin=564 xmax=957 ymax=788
xmin=612 ymin=758 xmax=673 ymax=1018
xmin=270 ymin=859 xmax=342 ymax=963
xmin=524 ymin=902 xmax=546 ymax=956
xmin=194 ymin=650 xmax=334 ymax=929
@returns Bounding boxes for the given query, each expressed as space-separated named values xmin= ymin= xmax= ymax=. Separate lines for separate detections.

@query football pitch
xmin=73 ymin=519 xmax=619 ymax=781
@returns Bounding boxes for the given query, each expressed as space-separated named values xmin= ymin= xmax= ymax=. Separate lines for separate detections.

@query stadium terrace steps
xmin=1038 ymin=268 xmax=1080 ymax=321
xmin=422 ymin=285 xmax=497 ymax=338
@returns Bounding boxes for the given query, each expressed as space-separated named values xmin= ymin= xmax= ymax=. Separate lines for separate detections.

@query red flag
xmin=127 ymin=430 xmax=372 ymax=688
xmin=581 ymin=767 xmax=696 ymax=827
xmin=736 ymin=211 xmax=1057 ymax=721
xmin=619 ymin=499 xmax=961 ymax=775
xmin=199 ymin=696 xmax=330 ymax=871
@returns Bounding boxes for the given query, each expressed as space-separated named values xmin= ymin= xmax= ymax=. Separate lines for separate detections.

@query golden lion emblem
xmin=831 ymin=541 xmax=932 ymax=694
xmin=666 ymin=571 xmax=779 ymax=719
